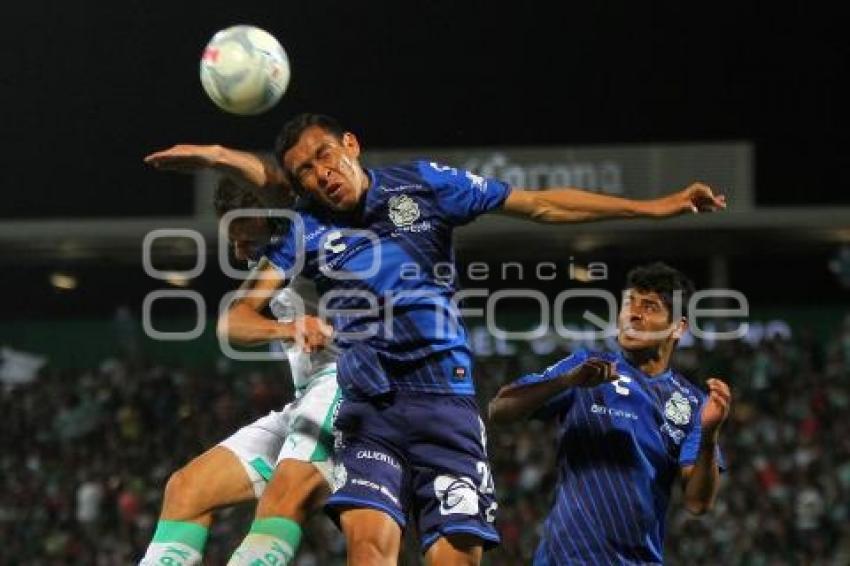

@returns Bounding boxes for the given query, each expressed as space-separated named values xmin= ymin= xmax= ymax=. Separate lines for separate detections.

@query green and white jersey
xmin=218 ymin=275 xmax=341 ymax=494
xmin=269 ymin=275 xmax=337 ymax=391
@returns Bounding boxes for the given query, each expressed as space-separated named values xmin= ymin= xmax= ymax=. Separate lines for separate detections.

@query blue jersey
xmin=266 ymin=160 xmax=511 ymax=399
xmin=513 ymin=349 xmax=725 ymax=565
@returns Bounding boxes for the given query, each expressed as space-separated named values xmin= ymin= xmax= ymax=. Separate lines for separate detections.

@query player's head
xmin=214 ymin=178 xmax=274 ymax=262
xmin=275 ymin=113 xmax=367 ymax=212
xmin=617 ymin=262 xmax=695 ymax=352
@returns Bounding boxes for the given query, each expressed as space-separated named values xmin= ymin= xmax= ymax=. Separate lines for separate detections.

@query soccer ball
xmin=199 ymin=25 xmax=290 ymax=116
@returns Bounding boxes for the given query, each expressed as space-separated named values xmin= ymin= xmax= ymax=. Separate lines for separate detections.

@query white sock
xmin=227 ymin=533 xmax=296 ymax=565
xmin=139 ymin=541 xmax=203 ymax=566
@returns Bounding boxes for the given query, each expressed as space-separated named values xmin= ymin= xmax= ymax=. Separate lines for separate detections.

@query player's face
xmin=283 ymin=126 xmax=366 ymax=212
xmin=617 ymin=288 xmax=682 ymax=351
xmin=228 ymin=217 xmax=272 ymax=262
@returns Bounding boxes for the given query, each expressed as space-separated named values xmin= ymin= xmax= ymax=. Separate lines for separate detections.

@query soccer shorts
xmin=326 ymin=392 xmax=500 ymax=553
xmin=219 ymin=367 xmax=341 ymax=496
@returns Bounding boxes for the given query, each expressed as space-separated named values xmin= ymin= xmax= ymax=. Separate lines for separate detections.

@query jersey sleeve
xmin=264 ymin=230 xmax=299 ymax=278
xmin=417 ymin=160 xmax=512 ymax=226
xmin=679 ymin=397 xmax=727 ymax=472
xmin=508 ymin=349 xmax=589 ymax=421
xmin=264 ymin=212 xmax=316 ymax=280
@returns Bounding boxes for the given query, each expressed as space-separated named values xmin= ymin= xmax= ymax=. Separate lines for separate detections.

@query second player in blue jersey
xmin=489 ymin=263 xmax=731 ymax=565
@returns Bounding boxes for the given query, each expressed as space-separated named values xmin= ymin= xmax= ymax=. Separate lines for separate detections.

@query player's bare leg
xmin=255 ymin=458 xmax=329 ymax=521
xmin=425 ymin=534 xmax=483 ymax=566
xmin=340 ymin=508 xmax=402 ymax=566
xmin=140 ymin=446 xmax=256 ymax=565
xmin=227 ymin=458 xmax=330 ymax=565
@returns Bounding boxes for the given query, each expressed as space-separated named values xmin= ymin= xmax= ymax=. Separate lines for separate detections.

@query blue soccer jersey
xmin=266 ymin=160 xmax=511 ymax=399
xmin=512 ymin=349 xmax=725 ymax=565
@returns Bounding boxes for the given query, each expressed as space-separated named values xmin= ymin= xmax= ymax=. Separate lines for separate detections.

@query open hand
xmin=144 ymin=144 xmax=223 ymax=173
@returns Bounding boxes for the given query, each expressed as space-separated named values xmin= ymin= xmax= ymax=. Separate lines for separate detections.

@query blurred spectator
xmin=76 ymin=476 xmax=104 ymax=526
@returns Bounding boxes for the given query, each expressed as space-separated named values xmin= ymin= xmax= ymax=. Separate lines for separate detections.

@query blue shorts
xmin=325 ymin=392 xmax=500 ymax=553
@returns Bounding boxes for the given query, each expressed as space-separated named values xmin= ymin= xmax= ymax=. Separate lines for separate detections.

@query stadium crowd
xmin=2 ymin=315 xmax=849 ymax=565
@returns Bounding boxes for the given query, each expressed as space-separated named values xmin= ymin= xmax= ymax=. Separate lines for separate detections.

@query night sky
xmin=3 ymin=2 xmax=847 ymax=219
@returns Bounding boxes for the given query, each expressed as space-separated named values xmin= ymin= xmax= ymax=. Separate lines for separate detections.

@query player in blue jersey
xmin=489 ymin=262 xmax=731 ymax=565
xmin=203 ymin=113 xmax=726 ymax=565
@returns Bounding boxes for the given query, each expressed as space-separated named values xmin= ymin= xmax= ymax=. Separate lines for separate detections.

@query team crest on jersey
xmin=664 ymin=391 xmax=692 ymax=425
xmin=388 ymin=194 xmax=421 ymax=227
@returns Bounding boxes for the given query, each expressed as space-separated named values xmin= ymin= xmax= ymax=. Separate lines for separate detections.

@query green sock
xmin=140 ymin=520 xmax=208 ymax=565
xmin=227 ymin=517 xmax=302 ymax=566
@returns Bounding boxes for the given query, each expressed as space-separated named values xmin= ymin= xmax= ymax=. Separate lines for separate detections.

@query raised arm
xmin=499 ymin=182 xmax=726 ymax=223
xmin=144 ymin=144 xmax=291 ymax=196
xmin=680 ymin=378 xmax=731 ymax=515
xmin=488 ymin=358 xmax=616 ymax=425
xmin=217 ymin=258 xmax=332 ymax=352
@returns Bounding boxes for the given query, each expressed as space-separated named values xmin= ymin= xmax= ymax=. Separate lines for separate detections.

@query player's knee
xmin=341 ymin=510 xmax=400 ymax=565
xmin=256 ymin=471 xmax=325 ymax=522
xmin=348 ymin=539 xmax=394 ymax=565
xmin=346 ymin=535 xmax=396 ymax=565
xmin=162 ymin=467 xmax=204 ymax=518
xmin=256 ymin=485 xmax=308 ymax=521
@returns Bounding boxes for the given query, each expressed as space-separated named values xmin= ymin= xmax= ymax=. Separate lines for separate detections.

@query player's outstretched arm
xmin=488 ymin=359 xmax=616 ymax=424
xmin=499 ymin=182 xmax=726 ymax=223
xmin=217 ymin=259 xmax=332 ymax=352
xmin=680 ymin=378 xmax=731 ymax=515
xmin=144 ymin=144 xmax=292 ymax=195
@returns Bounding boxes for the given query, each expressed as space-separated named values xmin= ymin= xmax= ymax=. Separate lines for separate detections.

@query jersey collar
xmin=615 ymin=349 xmax=675 ymax=381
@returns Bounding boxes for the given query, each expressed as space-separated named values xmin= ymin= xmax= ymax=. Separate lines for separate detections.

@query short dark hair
xmin=213 ymin=177 xmax=291 ymax=236
xmin=213 ymin=177 xmax=265 ymax=218
xmin=274 ymin=113 xmax=346 ymax=167
xmin=625 ymin=262 xmax=695 ymax=320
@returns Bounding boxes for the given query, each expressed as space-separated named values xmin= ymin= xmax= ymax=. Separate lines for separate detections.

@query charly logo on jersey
xmin=322 ymin=230 xmax=347 ymax=254
xmin=388 ymin=194 xmax=421 ymax=227
xmin=434 ymin=475 xmax=479 ymax=516
xmin=664 ymin=391 xmax=692 ymax=425
xmin=611 ymin=373 xmax=632 ymax=396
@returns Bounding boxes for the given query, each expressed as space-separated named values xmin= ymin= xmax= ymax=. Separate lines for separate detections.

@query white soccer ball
xmin=199 ymin=25 xmax=290 ymax=116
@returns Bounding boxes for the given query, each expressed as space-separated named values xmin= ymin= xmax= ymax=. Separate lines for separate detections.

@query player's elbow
xmin=531 ymin=204 xmax=592 ymax=224
xmin=216 ymin=306 xmax=245 ymax=344
xmin=506 ymin=191 xmax=560 ymax=223
xmin=217 ymin=301 xmax=256 ymax=344
xmin=488 ymin=390 xmax=519 ymax=425
xmin=215 ymin=313 xmax=231 ymax=342
xmin=487 ymin=398 xmax=509 ymax=425
xmin=526 ymin=201 xmax=565 ymax=223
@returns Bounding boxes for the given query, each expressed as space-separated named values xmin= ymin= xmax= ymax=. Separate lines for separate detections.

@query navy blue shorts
xmin=326 ymin=392 xmax=500 ymax=553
